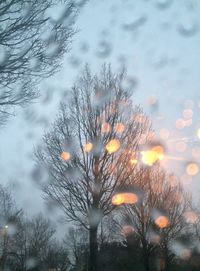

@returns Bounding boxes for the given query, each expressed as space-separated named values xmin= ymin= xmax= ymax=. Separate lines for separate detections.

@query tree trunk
xmin=144 ymin=254 xmax=150 ymax=271
xmin=89 ymin=225 xmax=98 ymax=271
xmin=0 ymin=255 xmax=6 ymax=271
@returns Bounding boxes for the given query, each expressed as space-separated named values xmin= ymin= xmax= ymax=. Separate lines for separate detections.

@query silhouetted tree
xmin=122 ymin=165 xmax=190 ymax=271
xmin=45 ymin=240 xmax=71 ymax=271
xmin=0 ymin=0 xmax=77 ymax=123
xmin=0 ymin=185 xmax=22 ymax=271
xmin=36 ymin=65 xmax=151 ymax=271
xmin=64 ymin=227 xmax=88 ymax=271
xmin=3 ymin=213 xmax=56 ymax=271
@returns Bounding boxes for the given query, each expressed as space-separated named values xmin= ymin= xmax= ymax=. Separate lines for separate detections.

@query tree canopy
xmin=0 ymin=0 xmax=77 ymax=123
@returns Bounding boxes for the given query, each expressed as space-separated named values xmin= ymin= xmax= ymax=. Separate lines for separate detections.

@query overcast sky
xmin=0 ymin=0 xmax=200 ymax=226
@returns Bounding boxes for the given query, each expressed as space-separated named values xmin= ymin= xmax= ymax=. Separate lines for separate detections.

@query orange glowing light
xmin=105 ymin=139 xmax=120 ymax=154
xmin=122 ymin=225 xmax=134 ymax=236
xmin=151 ymin=145 xmax=164 ymax=159
xmin=115 ymin=122 xmax=125 ymax=133
xmin=141 ymin=144 xmax=165 ymax=166
xmin=155 ymin=216 xmax=169 ymax=228
xmin=83 ymin=142 xmax=93 ymax=153
xmin=130 ymin=158 xmax=137 ymax=165
xmin=60 ymin=151 xmax=71 ymax=160
xmin=186 ymin=163 xmax=199 ymax=176
xmin=101 ymin=122 xmax=111 ymax=133
xmin=112 ymin=192 xmax=138 ymax=205
xmin=141 ymin=151 xmax=158 ymax=166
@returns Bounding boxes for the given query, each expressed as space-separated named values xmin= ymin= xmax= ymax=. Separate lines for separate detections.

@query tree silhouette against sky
xmin=36 ymin=65 xmax=151 ymax=271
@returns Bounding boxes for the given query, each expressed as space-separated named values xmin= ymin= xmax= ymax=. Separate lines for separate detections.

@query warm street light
xmin=111 ymin=187 xmax=139 ymax=206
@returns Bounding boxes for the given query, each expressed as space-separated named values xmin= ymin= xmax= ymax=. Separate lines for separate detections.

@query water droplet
xmin=96 ymin=41 xmax=112 ymax=58
xmin=122 ymin=15 xmax=147 ymax=31
xmin=178 ymin=20 xmax=198 ymax=37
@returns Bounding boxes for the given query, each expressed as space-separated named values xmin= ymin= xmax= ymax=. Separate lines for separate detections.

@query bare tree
xmin=122 ymin=165 xmax=190 ymax=271
xmin=7 ymin=213 xmax=56 ymax=271
xmin=45 ymin=240 xmax=71 ymax=271
xmin=36 ymin=65 xmax=150 ymax=271
xmin=64 ymin=226 xmax=88 ymax=271
xmin=0 ymin=0 xmax=77 ymax=123
xmin=0 ymin=185 xmax=22 ymax=271
xmin=27 ymin=214 xmax=55 ymax=265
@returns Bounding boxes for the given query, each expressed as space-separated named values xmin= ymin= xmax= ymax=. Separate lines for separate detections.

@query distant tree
xmin=4 ymin=213 xmax=56 ymax=271
xmin=0 ymin=0 xmax=77 ymax=123
xmin=44 ymin=240 xmax=71 ymax=271
xmin=26 ymin=214 xmax=55 ymax=268
xmin=0 ymin=185 xmax=22 ymax=271
xmin=36 ymin=65 xmax=151 ymax=271
xmin=122 ymin=165 xmax=190 ymax=271
xmin=64 ymin=227 xmax=88 ymax=271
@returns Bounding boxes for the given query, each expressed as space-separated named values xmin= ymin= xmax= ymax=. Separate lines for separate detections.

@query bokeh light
xmin=105 ymin=139 xmax=121 ymax=154
xmin=121 ymin=225 xmax=134 ymax=236
xmin=60 ymin=151 xmax=71 ymax=160
xmin=114 ymin=122 xmax=125 ymax=133
xmin=112 ymin=192 xmax=138 ymax=205
xmin=101 ymin=122 xmax=111 ymax=133
xmin=141 ymin=144 xmax=164 ymax=166
xmin=155 ymin=215 xmax=169 ymax=228
xmin=83 ymin=142 xmax=93 ymax=153
xmin=186 ymin=162 xmax=199 ymax=176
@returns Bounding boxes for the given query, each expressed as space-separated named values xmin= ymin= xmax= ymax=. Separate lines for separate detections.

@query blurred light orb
xmin=130 ymin=158 xmax=137 ymax=165
xmin=115 ymin=122 xmax=125 ymax=133
xmin=141 ymin=145 xmax=164 ymax=166
xmin=60 ymin=151 xmax=71 ymax=160
xmin=141 ymin=150 xmax=158 ymax=166
xmin=186 ymin=162 xmax=199 ymax=176
xmin=106 ymin=139 xmax=120 ymax=153
xmin=83 ymin=142 xmax=93 ymax=153
xmin=151 ymin=145 xmax=164 ymax=158
xmin=122 ymin=225 xmax=134 ymax=236
xmin=112 ymin=192 xmax=138 ymax=205
xmin=101 ymin=122 xmax=111 ymax=133
xmin=155 ymin=215 xmax=169 ymax=228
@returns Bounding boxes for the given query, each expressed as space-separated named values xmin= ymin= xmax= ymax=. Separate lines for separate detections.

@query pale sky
xmin=0 ymin=0 xmax=200 ymax=225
